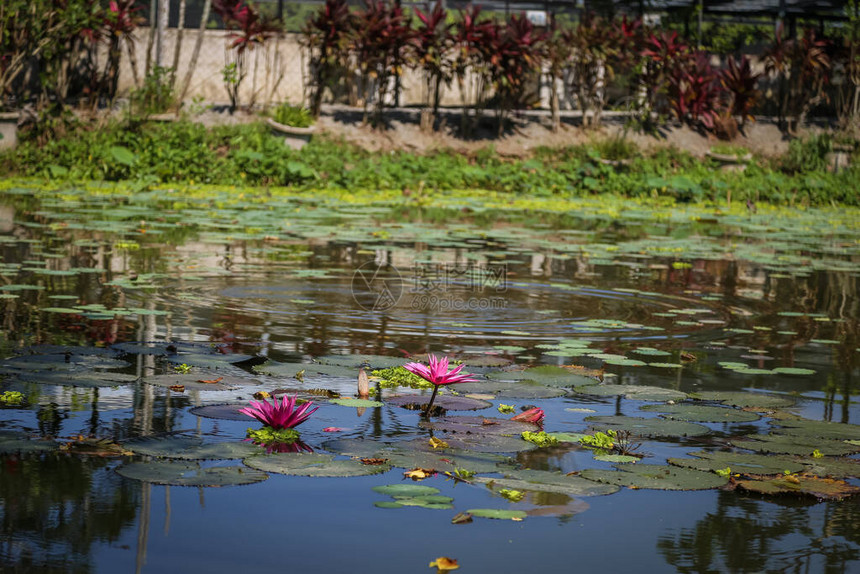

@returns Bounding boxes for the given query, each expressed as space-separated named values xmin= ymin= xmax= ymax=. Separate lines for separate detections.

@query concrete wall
xmin=118 ymin=28 xmax=453 ymax=109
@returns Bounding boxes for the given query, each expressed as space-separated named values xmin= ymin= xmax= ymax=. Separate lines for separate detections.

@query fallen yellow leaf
xmin=429 ymin=437 xmax=449 ymax=449
xmin=429 ymin=557 xmax=459 ymax=571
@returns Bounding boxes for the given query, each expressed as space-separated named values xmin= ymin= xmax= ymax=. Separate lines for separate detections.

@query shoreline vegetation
xmin=1 ymin=108 xmax=859 ymax=209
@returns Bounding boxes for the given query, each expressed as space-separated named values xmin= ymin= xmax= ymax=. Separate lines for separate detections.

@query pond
xmin=0 ymin=185 xmax=858 ymax=573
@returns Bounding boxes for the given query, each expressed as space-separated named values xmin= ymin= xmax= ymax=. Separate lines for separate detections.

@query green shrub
xmin=271 ymin=104 xmax=314 ymax=128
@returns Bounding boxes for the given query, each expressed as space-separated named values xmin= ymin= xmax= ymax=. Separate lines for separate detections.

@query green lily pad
xmin=667 ymin=451 xmax=805 ymax=475
xmin=476 ymin=470 xmax=620 ymax=497
xmin=418 ymin=416 xmax=539 ymax=453
xmin=253 ymin=362 xmax=356 ymax=378
xmin=124 ymin=436 xmax=260 ymax=460
xmin=372 ymin=484 xmax=441 ymax=497
xmin=374 ymin=501 xmax=405 ymax=509
xmin=573 ymin=384 xmax=687 ymax=402
xmin=323 ymin=438 xmax=513 ymax=473
xmin=244 ymin=452 xmax=390 ymax=476
xmin=465 ymin=508 xmax=527 ymax=520
xmin=163 ymin=352 xmax=256 ymax=368
xmin=689 ymin=391 xmax=795 ymax=409
xmin=453 ymin=380 xmax=566 ymax=399
xmin=639 ymin=403 xmax=760 ymax=423
xmin=585 ymin=415 xmax=711 ymax=437
xmin=767 ymin=419 xmax=860 ymax=441
xmin=0 ymin=431 xmax=59 ymax=454
xmin=593 ymin=454 xmax=640 ymax=463
xmin=386 ymin=394 xmax=492 ymax=411
xmin=189 ymin=403 xmax=257 ymax=421
xmin=580 ymin=464 xmax=728 ymax=490
xmin=735 ymin=475 xmax=860 ymax=500
xmin=315 ymin=354 xmax=407 ymax=369
xmin=486 ymin=366 xmax=598 ymax=388
xmin=329 ymin=398 xmax=384 ymax=408
xmin=116 ymin=461 xmax=268 ymax=486
xmin=142 ymin=374 xmax=247 ymax=391
xmin=771 ymin=367 xmax=816 ymax=376
xmin=731 ymin=434 xmax=860 ymax=456
xmin=797 ymin=456 xmax=860 ymax=479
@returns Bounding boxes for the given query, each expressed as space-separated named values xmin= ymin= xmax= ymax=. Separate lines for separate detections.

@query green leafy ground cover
xmin=2 ymin=119 xmax=859 ymax=206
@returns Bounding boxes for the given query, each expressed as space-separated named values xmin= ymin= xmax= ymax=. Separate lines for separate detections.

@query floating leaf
xmin=476 ymin=469 xmax=619 ymax=497
xmin=465 ymin=508 xmax=527 ymax=521
xmin=245 ymin=452 xmax=390 ymax=476
xmin=124 ymin=436 xmax=259 ymax=460
xmin=731 ymin=434 xmax=860 ymax=456
xmin=689 ymin=391 xmax=794 ymax=409
xmin=372 ymin=484 xmax=440 ymax=497
xmin=734 ymin=474 xmax=860 ymax=500
xmin=386 ymin=395 xmax=492 ymax=411
xmin=573 ymin=384 xmax=687 ymax=402
xmin=667 ymin=451 xmax=805 ymax=475
xmin=330 ymin=398 xmax=384 ymax=408
xmin=116 ymin=461 xmax=268 ymax=486
xmin=580 ymin=464 xmax=727 ymax=490
xmin=585 ymin=415 xmax=711 ymax=437
xmin=639 ymin=403 xmax=760 ymax=423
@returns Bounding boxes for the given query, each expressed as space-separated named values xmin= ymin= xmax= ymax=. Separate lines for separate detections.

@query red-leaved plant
xmin=411 ymin=1 xmax=453 ymax=131
xmin=721 ymin=55 xmax=761 ymax=131
xmin=301 ymin=0 xmax=355 ymax=118
xmin=667 ymin=51 xmax=724 ymax=131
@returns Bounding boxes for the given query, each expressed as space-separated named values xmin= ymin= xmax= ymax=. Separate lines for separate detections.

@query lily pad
xmin=253 ymin=362 xmax=356 ymax=379
xmin=593 ymin=454 xmax=640 ymax=463
xmin=386 ymin=394 xmax=492 ymax=411
xmin=244 ymin=452 xmax=390 ymax=476
xmin=189 ymin=403 xmax=258 ymax=421
xmin=372 ymin=484 xmax=440 ymax=497
xmin=465 ymin=508 xmax=527 ymax=520
xmin=315 ymin=354 xmax=407 ymax=369
xmin=767 ymin=419 xmax=860 ymax=441
xmin=580 ymin=464 xmax=728 ymax=490
xmin=734 ymin=474 xmax=860 ymax=500
xmin=688 ymin=391 xmax=795 ymax=409
xmin=142 ymin=374 xmax=247 ymax=391
xmin=330 ymin=398 xmax=384 ymax=408
xmin=117 ymin=461 xmax=268 ymax=486
xmin=164 ymin=353 xmax=256 ymax=368
xmin=418 ymin=416 xmax=539 ymax=453
xmin=324 ymin=438 xmax=513 ymax=473
xmin=731 ymin=434 xmax=860 ymax=456
xmin=585 ymin=415 xmax=711 ymax=437
xmin=477 ymin=469 xmax=619 ymax=497
xmin=797 ymin=456 xmax=860 ymax=479
xmin=486 ymin=366 xmax=598 ymax=388
xmin=124 ymin=436 xmax=260 ymax=460
xmin=639 ymin=403 xmax=760 ymax=423
xmin=667 ymin=451 xmax=805 ymax=475
xmin=452 ymin=380 xmax=566 ymax=399
xmin=573 ymin=384 xmax=687 ymax=402
xmin=0 ymin=431 xmax=59 ymax=454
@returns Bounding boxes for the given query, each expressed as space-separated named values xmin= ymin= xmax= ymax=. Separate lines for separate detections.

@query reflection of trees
xmin=0 ymin=453 xmax=140 ymax=572
xmin=658 ymin=491 xmax=860 ymax=573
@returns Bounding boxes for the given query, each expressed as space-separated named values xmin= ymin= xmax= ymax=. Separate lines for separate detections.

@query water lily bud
xmin=358 ymin=368 xmax=369 ymax=398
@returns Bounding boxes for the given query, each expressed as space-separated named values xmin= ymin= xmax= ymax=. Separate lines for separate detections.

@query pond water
xmin=0 ymin=186 xmax=858 ymax=573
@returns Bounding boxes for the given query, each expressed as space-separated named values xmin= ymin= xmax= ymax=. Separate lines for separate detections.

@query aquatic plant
xmin=403 ymin=354 xmax=478 ymax=417
xmin=521 ymin=431 xmax=559 ymax=447
xmin=511 ymin=407 xmax=545 ymax=424
xmin=239 ymin=394 xmax=318 ymax=430
xmin=0 ymin=391 xmax=23 ymax=405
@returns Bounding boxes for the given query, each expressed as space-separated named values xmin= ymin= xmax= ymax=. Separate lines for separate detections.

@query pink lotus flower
xmin=403 ymin=354 xmax=478 ymax=387
xmin=403 ymin=354 xmax=478 ymax=417
xmin=239 ymin=395 xmax=318 ymax=429
xmin=511 ymin=407 xmax=545 ymax=424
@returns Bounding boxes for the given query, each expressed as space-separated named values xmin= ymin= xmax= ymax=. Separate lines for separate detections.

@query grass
xmin=1 ymin=117 xmax=859 ymax=207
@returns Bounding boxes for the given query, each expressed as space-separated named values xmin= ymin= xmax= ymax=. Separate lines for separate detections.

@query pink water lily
xmin=403 ymin=354 xmax=478 ymax=417
xmin=403 ymin=354 xmax=478 ymax=387
xmin=239 ymin=395 xmax=318 ymax=429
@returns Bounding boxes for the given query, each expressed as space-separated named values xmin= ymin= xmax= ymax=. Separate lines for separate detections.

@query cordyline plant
xmin=351 ymin=0 xmax=412 ymax=126
xmin=213 ymin=0 xmax=281 ymax=113
xmin=764 ymin=25 xmax=831 ymax=133
xmin=638 ymin=30 xmax=690 ymax=129
xmin=411 ymin=1 xmax=454 ymax=132
xmin=301 ymin=0 xmax=354 ymax=118
xmin=453 ymin=6 xmax=496 ymax=136
xmin=667 ymin=51 xmax=724 ymax=131
xmin=403 ymin=354 xmax=477 ymax=417
xmin=488 ymin=14 xmax=545 ymax=136
xmin=720 ymin=55 xmax=761 ymax=132
xmin=542 ymin=17 xmax=573 ymax=133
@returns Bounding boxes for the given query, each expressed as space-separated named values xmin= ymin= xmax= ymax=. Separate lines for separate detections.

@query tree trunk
xmin=170 ymin=0 xmax=186 ymax=90
xmin=179 ymin=0 xmax=211 ymax=103
xmin=156 ymin=0 xmax=169 ymax=67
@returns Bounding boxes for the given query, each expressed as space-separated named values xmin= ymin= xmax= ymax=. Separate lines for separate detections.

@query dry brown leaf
xmin=429 ymin=557 xmax=459 ymax=571
xmin=197 ymin=377 xmax=224 ymax=384
xmin=360 ymin=458 xmax=389 ymax=465
xmin=404 ymin=468 xmax=436 ymax=480
xmin=169 ymin=385 xmax=185 ymax=392
xmin=428 ymin=437 xmax=449 ymax=449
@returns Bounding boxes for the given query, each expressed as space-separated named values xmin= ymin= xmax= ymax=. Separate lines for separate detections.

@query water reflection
xmin=0 ymin=453 xmax=139 ymax=571
xmin=658 ymin=492 xmax=860 ymax=573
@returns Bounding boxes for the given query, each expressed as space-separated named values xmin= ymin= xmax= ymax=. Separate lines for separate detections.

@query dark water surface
xmin=0 ymin=187 xmax=858 ymax=573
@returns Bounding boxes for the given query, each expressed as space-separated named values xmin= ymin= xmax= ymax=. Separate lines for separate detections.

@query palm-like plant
xmin=721 ymin=55 xmax=761 ymax=130
xmin=301 ymin=0 xmax=355 ymax=118
xmin=411 ymin=1 xmax=453 ymax=131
